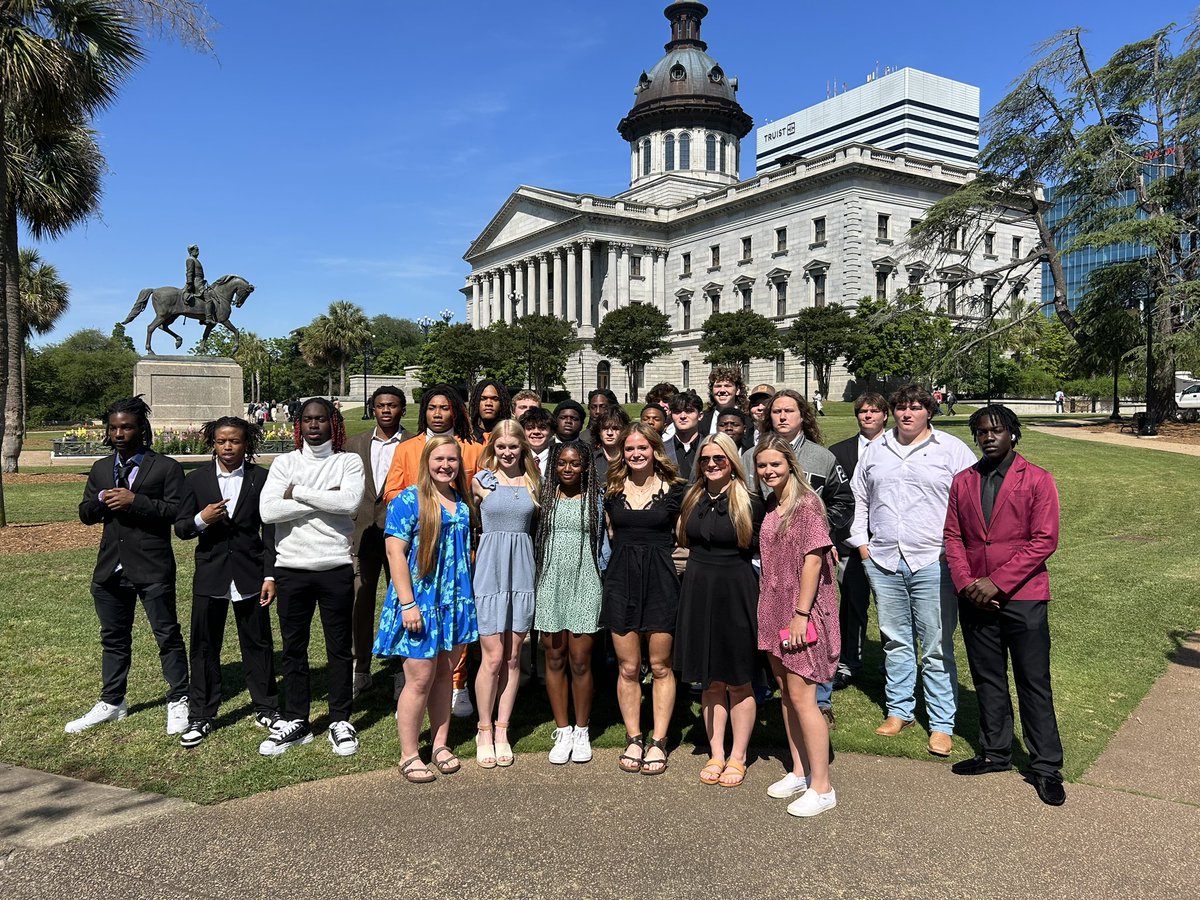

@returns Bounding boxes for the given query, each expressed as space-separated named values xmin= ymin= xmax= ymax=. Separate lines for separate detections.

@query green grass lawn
xmin=1 ymin=412 xmax=1197 ymax=804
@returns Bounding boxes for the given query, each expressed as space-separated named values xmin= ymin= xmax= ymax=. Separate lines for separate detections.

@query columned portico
xmin=514 ymin=263 xmax=526 ymax=318
xmin=566 ymin=244 xmax=578 ymax=323
xmin=605 ymin=242 xmax=617 ymax=315
xmin=553 ymin=249 xmax=565 ymax=319
xmin=501 ymin=266 xmax=513 ymax=323
xmin=581 ymin=239 xmax=595 ymax=332
xmin=525 ymin=259 xmax=537 ymax=316
xmin=470 ymin=277 xmax=482 ymax=328
xmin=538 ymin=254 xmax=550 ymax=315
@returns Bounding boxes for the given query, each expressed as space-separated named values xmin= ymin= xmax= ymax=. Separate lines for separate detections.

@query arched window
xmin=642 ymin=138 xmax=652 ymax=176
xmin=665 ymin=133 xmax=675 ymax=171
xmin=705 ymin=134 xmax=717 ymax=171
xmin=679 ymin=132 xmax=690 ymax=170
xmin=597 ymin=361 xmax=611 ymax=391
xmin=720 ymin=137 xmax=727 ymax=172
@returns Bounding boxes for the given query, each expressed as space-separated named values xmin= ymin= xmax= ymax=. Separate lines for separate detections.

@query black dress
xmin=675 ymin=493 xmax=765 ymax=687
xmin=600 ymin=482 xmax=686 ymax=633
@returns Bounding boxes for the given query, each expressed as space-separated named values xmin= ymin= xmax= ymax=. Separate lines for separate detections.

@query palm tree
xmin=299 ymin=318 xmax=338 ymax=397
xmin=301 ymin=302 xmax=371 ymax=396
xmin=17 ymin=247 xmax=68 ymax=426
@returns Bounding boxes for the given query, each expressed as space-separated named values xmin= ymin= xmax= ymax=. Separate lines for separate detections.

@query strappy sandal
xmin=641 ymin=736 xmax=669 ymax=776
xmin=399 ymin=755 xmax=435 ymax=784
xmin=494 ymin=720 xmax=514 ymax=767
xmin=431 ymin=745 xmax=461 ymax=775
xmin=475 ymin=724 xmax=497 ymax=769
xmin=718 ymin=758 xmax=746 ymax=787
xmin=699 ymin=757 xmax=725 ymax=785
xmin=618 ymin=733 xmax=644 ymax=774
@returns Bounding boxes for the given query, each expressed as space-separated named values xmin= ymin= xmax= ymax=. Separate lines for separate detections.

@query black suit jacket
xmin=79 ymin=449 xmax=183 ymax=584
xmin=828 ymin=435 xmax=861 ymax=553
xmin=174 ymin=462 xmax=276 ymax=598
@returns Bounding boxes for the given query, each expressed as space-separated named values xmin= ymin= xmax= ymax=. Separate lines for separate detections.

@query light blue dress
xmin=374 ymin=486 xmax=478 ymax=660
xmin=472 ymin=470 xmax=536 ymax=636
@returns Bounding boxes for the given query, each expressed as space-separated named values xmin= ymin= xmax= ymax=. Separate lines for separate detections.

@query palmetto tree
xmin=301 ymin=301 xmax=371 ymax=396
xmin=18 ymin=246 xmax=68 ymax=416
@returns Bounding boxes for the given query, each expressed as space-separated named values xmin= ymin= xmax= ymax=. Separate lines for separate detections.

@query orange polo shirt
xmin=382 ymin=432 xmax=484 ymax=503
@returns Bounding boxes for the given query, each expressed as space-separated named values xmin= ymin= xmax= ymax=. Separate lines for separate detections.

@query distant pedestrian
xmin=1054 ymin=388 xmax=1065 ymax=414
xmin=946 ymin=390 xmax=958 ymax=416
xmin=812 ymin=391 xmax=825 ymax=416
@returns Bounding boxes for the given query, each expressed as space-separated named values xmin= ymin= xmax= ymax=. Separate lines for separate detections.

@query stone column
xmin=605 ymin=242 xmax=617 ymax=314
xmin=552 ymin=248 xmax=564 ymax=319
xmin=524 ymin=259 xmax=537 ymax=316
xmin=615 ymin=244 xmax=626 ymax=308
xmin=581 ymin=239 xmax=594 ymax=330
xmin=470 ymin=277 xmax=482 ymax=329
xmin=649 ymin=248 xmax=660 ymax=311
xmin=538 ymin=253 xmax=550 ymax=316
xmin=656 ymin=247 xmax=669 ymax=315
xmin=566 ymin=244 xmax=578 ymax=324
xmin=487 ymin=271 xmax=499 ymax=326
xmin=501 ymin=266 xmax=513 ymax=324
xmin=620 ymin=243 xmax=633 ymax=307
xmin=514 ymin=263 xmax=525 ymax=319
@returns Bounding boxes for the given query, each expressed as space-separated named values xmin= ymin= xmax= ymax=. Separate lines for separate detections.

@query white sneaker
xmin=571 ymin=725 xmax=593 ymax=763
xmin=166 ymin=697 xmax=190 ymax=735
xmin=351 ymin=671 xmax=372 ymax=699
xmin=787 ymin=787 xmax=837 ymax=818
xmin=767 ymin=771 xmax=811 ymax=799
xmin=65 ymin=700 xmax=127 ymax=734
xmin=328 ymin=720 xmax=360 ymax=757
xmin=451 ymin=688 xmax=474 ymax=718
xmin=548 ymin=726 xmax=574 ymax=764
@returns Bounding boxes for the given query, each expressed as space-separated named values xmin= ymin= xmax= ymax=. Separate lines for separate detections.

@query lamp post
xmin=803 ymin=331 xmax=810 ymax=398
xmin=1133 ymin=280 xmax=1157 ymax=436
xmin=361 ymin=340 xmax=374 ymax=419
xmin=417 ymin=315 xmax=435 ymax=341
xmin=985 ymin=293 xmax=994 ymax=409
xmin=266 ymin=346 xmax=279 ymax=409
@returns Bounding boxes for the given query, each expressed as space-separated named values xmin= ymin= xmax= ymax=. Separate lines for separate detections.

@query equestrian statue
xmin=118 ymin=245 xmax=256 ymax=355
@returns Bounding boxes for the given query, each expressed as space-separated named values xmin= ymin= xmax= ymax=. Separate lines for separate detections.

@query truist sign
xmin=762 ymin=121 xmax=797 ymax=143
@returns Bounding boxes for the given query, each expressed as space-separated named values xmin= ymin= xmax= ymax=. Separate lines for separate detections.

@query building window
xmin=630 ymin=255 xmax=642 ymax=278
xmin=741 ymin=361 xmax=750 ymax=383
xmin=776 ymin=227 xmax=787 ymax=252
xmin=776 ymin=280 xmax=788 ymax=316
xmin=1011 ymin=236 xmax=1022 ymax=260
xmin=665 ymin=133 xmax=675 ymax=171
xmin=682 ymin=299 xmax=691 ymax=330
xmin=681 ymin=252 xmax=691 ymax=276
xmin=720 ymin=137 xmax=727 ymax=172
xmin=947 ymin=282 xmax=959 ymax=316
xmin=710 ymin=245 xmax=720 ymax=268
xmin=682 ymin=360 xmax=690 ymax=389
xmin=705 ymin=134 xmax=717 ymax=171
xmin=813 ymin=217 xmax=826 ymax=245
xmin=642 ymin=138 xmax=651 ymax=176
xmin=908 ymin=267 xmax=925 ymax=291
xmin=947 ymin=229 xmax=959 ymax=251
xmin=984 ymin=231 xmax=995 ymax=256
xmin=911 ymin=218 xmax=921 ymax=233
xmin=709 ymin=293 xmax=720 ymax=315
xmin=876 ymin=270 xmax=889 ymax=301
xmin=742 ymin=286 xmax=752 ymax=310
xmin=741 ymin=236 xmax=752 ymax=261
xmin=812 ymin=272 xmax=826 ymax=307
xmin=597 ymin=361 xmax=611 ymax=390
xmin=982 ymin=279 xmax=996 ymax=311
xmin=548 ymin=272 xmax=555 ymax=300
xmin=776 ymin=354 xmax=786 ymax=382
xmin=877 ymin=214 xmax=890 ymax=240
xmin=679 ymin=132 xmax=690 ymax=169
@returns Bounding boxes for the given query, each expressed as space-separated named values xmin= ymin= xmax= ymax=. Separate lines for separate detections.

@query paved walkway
xmin=2 ymin=636 xmax=1197 ymax=898
xmin=1028 ymin=422 xmax=1200 ymax=456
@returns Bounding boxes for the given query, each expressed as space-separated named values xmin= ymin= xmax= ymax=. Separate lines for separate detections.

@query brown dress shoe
xmin=874 ymin=716 xmax=915 ymax=736
xmin=928 ymin=731 xmax=953 ymax=756
xmin=821 ymin=707 xmax=836 ymax=731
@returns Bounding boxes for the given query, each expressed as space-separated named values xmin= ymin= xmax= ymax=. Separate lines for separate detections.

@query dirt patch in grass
xmin=0 ymin=521 xmax=98 ymax=555
xmin=4 ymin=472 xmax=88 ymax=485
xmin=1083 ymin=421 xmax=1200 ymax=446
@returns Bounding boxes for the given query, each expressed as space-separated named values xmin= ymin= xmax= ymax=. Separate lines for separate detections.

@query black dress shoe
xmin=831 ymin=672 xmax=855 ymax=691
xmin=951 ymin=756 xmax=1012 ymax=776
xmin=1033 ymin=774 xmax=1066 ymax=806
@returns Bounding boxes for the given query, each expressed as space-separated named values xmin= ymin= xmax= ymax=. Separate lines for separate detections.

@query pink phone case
xmin=780 ymin=620 xmax=819 ymax=648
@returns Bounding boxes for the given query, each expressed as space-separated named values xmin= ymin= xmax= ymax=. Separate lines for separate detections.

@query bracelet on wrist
xmin=400 ymin=601 xmax=418 ymax=611
xmin=793 ymin=608 xmax=811 ymax=617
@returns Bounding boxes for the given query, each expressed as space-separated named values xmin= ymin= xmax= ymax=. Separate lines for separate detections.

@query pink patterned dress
xmin=756 ymin=492 xmax=840 ymax=681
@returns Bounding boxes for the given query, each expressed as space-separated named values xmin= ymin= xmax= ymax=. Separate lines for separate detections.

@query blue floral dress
xmin=373 ymin=486 xmax=478 ymax=660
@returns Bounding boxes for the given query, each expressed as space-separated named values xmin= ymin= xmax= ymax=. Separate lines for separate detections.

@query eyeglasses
xmin=699 ymin=454 xmax=728 ymax=466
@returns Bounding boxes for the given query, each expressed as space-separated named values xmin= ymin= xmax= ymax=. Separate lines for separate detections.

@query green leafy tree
xmin=698 ymin=310 xmax=780 ymax=369
xmin=782 ymin=304 xmax=857 ymax=398
xmin=366 ymin=315 xmax=424 ymax=368
xmin=1032 ymin=316 xmax=1078 ymax=383
xmin=844 ymin=294 xmax=953 ymax=388
xmin=1074 ymin=262 xmax=1146 ymax=416
xmin=418 ymin=323 xmax=490 ymax=389
xmin=26 ymin=327 xmax=138 ymax=424
xmin=593 ymin=304 xmax=672 ymax=399
xmin=511 ymin=313 xmax=577 ymax=395
xmin=15 ymin=248 xmax=67 ymax=433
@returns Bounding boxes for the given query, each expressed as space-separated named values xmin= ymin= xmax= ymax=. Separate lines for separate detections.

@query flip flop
xmin=700 ymin=757 xmax=725 ymax=785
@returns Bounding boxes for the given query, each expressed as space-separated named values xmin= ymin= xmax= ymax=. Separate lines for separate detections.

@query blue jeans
xmin=817 ymin=680 xmax=832 ymax=709
xmin=864 ymin=556 xmax=958 ymax=733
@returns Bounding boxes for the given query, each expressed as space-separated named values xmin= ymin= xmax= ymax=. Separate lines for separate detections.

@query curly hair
xmin=761 ymin=388 xmax=823 ymax=445
xmin=605 ymin=421 xmax=684 ymax=497
xmin=418 ymin=384 xmax=474 ymax=442
xmin=292 ymin=397 xmax=346 ymax=452
xmin=469 ymin=379 xmax=511 ymax=438
xmin=103 ymin=396 xmax=154 ymax=449
xmin=968 ymin=404 xmax=1022 ymax=446
xmin=201 ymin=416 xmax=263 ymax=462
xmin=588 ymin=405 xmax=631 ymax=446
xmin=707 ymin=365 xmax=749 ymax=412
xmin=533 ymin=440 xmax=603 ymax=584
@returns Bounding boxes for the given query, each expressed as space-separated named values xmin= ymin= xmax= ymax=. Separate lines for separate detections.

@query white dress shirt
xmin=848 ymin=427 xmax=976 ymax=572
xmin=194 ymin=461 xmax=259 ymax=601
xmin=369 ymin=427 xmax=403 ymax=494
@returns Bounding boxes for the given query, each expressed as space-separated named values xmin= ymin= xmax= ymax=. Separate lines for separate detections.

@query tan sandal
xmin=494 ymin=720 xmax=514 ymax=767
xmin=699 ymin=757 xmax=725 ymax=785
xmin=431 ymin=745 xmax=461 ymax=775
xmin=718 ymin=758 xmax=746 ymax=787
xmin=476 ymin=724 xmax=497 ymax=769
xmin=399 ymin=755 xmax=435 ymax=784
xmin=641 ymin=736 xmax=669 ymax=776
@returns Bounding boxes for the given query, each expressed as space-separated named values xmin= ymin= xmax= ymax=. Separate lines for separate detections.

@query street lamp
xmin=1129 ymin=279 xmax=1157 ymax=436
xmin=417 ymin=315 xmax=435 ymax=341
xmin=266 ymin=346 xmax=280 ymax=409
xmin=439 ymin=308 xmax=454 ymax=324
xmin=361 ymin=339 xmax=374 ymax=419
xmin=803 ymin=331 xmax=809 ymax=398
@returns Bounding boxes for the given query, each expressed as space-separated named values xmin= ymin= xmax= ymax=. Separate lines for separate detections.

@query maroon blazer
xmin=943 ymin=452 xmax=1060 ymax=601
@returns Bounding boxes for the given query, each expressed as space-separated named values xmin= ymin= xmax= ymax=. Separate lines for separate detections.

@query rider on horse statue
xmin=183 ymin=244 xmax=215 ymax=325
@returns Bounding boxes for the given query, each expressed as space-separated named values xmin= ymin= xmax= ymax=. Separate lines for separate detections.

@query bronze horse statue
xmin=118 ymin=274 xmax=255 ymax=355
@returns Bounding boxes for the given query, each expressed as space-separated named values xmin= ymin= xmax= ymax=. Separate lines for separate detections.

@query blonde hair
xmin=677 ymin=433 xmax=754 ymax=548
xmin=605 ymin=421 xmax=684 ymax=497
xmin=477 ymin=419 xmax=541 ymax=508
xmin=415 ymin=435 xmax=473 ymax=580
xmin=752 ymin=435 xmax=825 ymax=536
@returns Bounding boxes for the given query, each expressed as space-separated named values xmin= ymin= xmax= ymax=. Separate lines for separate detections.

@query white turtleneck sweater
xmin=260 ymin=440 xmax=365 ymax=571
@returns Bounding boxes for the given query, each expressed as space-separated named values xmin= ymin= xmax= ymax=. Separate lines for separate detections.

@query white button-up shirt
xmin=194 ymin=462 xmax=259 ymax=601
xmin=369 ymin=428 xmax=403 ymax=495
xmin=848 ymin=427 xmax=976 ymax=572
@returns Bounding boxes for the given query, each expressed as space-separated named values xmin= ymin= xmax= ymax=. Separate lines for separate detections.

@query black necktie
xmin=117 ymin=460 xmax=136 ymax=489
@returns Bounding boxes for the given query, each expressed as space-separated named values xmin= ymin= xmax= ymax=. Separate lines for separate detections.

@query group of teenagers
xmin=66 ymin=366 xmax=1067 ymax=818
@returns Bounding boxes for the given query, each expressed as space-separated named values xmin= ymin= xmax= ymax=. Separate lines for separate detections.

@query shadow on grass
xmin=1167 ymin=629 xmax=1200 ymax=668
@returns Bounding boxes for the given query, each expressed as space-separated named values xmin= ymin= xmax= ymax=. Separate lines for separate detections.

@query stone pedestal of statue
xmin=132 ymin=356 xmax=244 ymax=429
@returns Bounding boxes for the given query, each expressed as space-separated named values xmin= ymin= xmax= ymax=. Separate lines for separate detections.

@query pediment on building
xmin=732 ymin=274 xmax=755 ymax=287
xmin=675 ymin=287 xmax=694 ymax=300
xmin=937 ymin=263 xmax=970 ymax=279
xmin=465 ymin=187 xmax=585 ymax=260
xmin=702 ymin=281 xmax=724 ymax=294
xmin=872 ymin=255 xmax=900 ymax=270
xmin=802 ymin=259 xmax=830 ymax=274
xmin=764 ymin=267 xmax=791 ymax=281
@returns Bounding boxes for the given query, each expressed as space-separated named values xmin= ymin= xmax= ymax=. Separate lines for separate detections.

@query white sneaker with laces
xmin=767 ymin=771 xmax=811 ymax=799
xmin=451 ymin=688 xmax=474 ymax=718
xmin=328 ymin=720 xmax=360 ymax=757
xmin=571 ymin=725 xmax=593 ymax=763
xmin=548 ymin=726 xmax=574 ymax=764
xmin=787 ymin=787 xmax=837 ymax=818
xmin=166 ymin=697 xmax=190 ymax=735
xmin=65 ymin=700 xmax=127 ymax=734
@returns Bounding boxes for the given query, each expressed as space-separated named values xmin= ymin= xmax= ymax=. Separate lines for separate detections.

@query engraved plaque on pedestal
xmin=132 ymin=356 xmax=244 ymax=429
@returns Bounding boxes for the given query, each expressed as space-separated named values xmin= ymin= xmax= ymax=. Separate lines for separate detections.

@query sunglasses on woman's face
xmin=700 ymin=454 xmax=728 ymax=466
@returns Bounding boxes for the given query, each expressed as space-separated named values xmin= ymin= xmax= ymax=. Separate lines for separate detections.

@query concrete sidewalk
xmin=1028 ymin=423 xmax=1200 ymax=456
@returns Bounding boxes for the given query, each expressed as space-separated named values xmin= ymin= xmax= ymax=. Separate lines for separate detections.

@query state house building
xmin=461 ymin=1 xmax=1040 ymax=400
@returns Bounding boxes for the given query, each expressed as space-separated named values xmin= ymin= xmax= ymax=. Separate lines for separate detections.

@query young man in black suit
xmin=828 ymin=391 xmax=888 ymax=690
xmin=68 ymin=397 xmax=189 ymax=735
xmin=174 ymin=416 xmax=281 ymax=747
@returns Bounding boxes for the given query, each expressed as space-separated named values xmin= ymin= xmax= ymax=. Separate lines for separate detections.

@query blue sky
xmin=29 ymin=0 xmax=1196 ymax=347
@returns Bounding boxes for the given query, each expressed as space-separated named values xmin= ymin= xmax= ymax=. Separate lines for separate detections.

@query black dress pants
xmin=188 ymin=593 xmax=279 ymax=721
xmin=275 ymin=565 xmax=354 ymax=723
xmin=91 ymin=573 xmax=189 ymax=704
xmin=351 ymin=529 xmax=390 ymax=675
xmin=959 ymin=598 xmax=1064 ymax=777
xmin=837 ymin=554 xmax=872 ymax=677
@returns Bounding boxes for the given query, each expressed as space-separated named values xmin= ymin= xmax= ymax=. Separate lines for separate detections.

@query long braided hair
xmin=103 ymin=396 xmax=154 ymax=449
xmin=533 ymin=440 xmax=603 ymax=583
xmin=201 ymin=416 xmax=263 ymax=461
xmin=418 ymin=384 xmax=475 ymax=443
xmin=292 ymin=397 xmax=346 ymax=451
xmin=469 ymin=379 xmax=512 ymax=439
